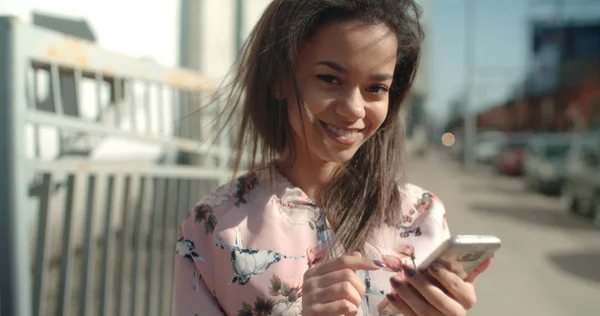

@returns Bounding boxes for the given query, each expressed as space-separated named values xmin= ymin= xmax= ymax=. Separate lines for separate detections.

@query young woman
xmin=172 ymin=0 xmax=493 ymax=315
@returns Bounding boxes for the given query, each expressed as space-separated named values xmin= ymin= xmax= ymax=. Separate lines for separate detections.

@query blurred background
xmin=0 ymin=0 xmax=599 ymax=315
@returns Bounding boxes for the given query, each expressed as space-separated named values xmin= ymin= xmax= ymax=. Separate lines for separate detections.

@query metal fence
xmin=0 ymin=16 xmax=233 ymax=316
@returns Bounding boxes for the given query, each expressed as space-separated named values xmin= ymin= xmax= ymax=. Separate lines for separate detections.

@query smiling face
xmin=285 ymin=19 xmax=398 ymax=166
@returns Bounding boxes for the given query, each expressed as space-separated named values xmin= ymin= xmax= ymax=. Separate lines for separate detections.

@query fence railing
xmin=0 ymin=16 xmax=232 ymax=316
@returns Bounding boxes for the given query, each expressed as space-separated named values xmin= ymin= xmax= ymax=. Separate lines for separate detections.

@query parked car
xmin=495 ymin=133 xmax=532 ymax=176
xmin=522 ymin=133 xmax=572 ymax=195
xmin=561 ymin=133 xmax=600 ymax=226
xmin=475 ymin=131 xmax=507 ymax=164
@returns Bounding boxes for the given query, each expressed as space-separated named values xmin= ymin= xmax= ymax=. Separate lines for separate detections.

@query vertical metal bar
xmin=73 ymin=68 xmax=82 ymax=110
xmin=32 ymin=173 xmax=52 ymax=316
xmin=161 ymin=178 xmax=182 ymax=316
xmin=26 ymin=67 xmax=42 ymax=158
xmin=50 ymin=63 xmax=65 ymax=114
xmin=79 ymin=174 xmax=106 ymax=316
xmin=144 ymin=82 xmax=152 ymax=134
xmin=166 ymin=178 xmax=181 ymax=316
xmin=50 ymin=63 xmax=66 ymax=156
xmin=178 ymin=180 xmax=191 ymax=236
xmin=188 ymin=180 xmax=199 ymax=214
xmin=113 ymin=176 xmax=130 ymax=316
xmin=0 ymin=18 xmax=34 ymax=316
xmin=193 ymin=92 xmax=203 ymax=145
xmin=26 ymin=67 xmax=36 ymax=110
xmin=180 ymin=92 xmax=189 ymax=139
xmin=138 ymin=176 xmax=154 ymax=315
xmin=115 ymin=175 xmax=141 ymax=316
xmin=129 ymin=80 xmax=137 ymax=132
xmin=113 ymin=77 xmax=123 ymax=127
xmin=218 ymin=98 xmax=231 ymax=185
xmin=156 ymin=85 xmax=164 ymax=137
xmin=156 ymin=178 xmax=175 ymax=316
xmin=55 ymin=173 xmax=83 ymax=316
xmin=0 ymin=17 xmax=32 ymax=304
xmin=143 ymin=178 xmax=166 ymax=316
xmin=129 ymin=176 xmax=147 ymax=316
xmin=33 ymin=74 xmax=42 ymax=158
xmin=98 ymin=175 xmax=125 ymax=316
xmin=95 ymin=73 xmax=104 ymax=122
xmin=173 ymin=89 xmax=181 ymax=137
xmin=165 ymin=179 xmax=190 ymax=314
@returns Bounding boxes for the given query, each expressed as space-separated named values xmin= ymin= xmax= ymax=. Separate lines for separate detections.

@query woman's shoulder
xmin=183 ymin=170 xmax=263 ymax=228
xmin=369 ymin=183 xmax=450 ymax=269
xmin=399 ymin=182 xmax=445 ymax=211
xmin=393 ymin=182 xmax=449 ymax=235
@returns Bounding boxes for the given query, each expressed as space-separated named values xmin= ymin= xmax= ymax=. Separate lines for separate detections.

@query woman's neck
xmin=278 ymin=154 xmax=339 ymax=200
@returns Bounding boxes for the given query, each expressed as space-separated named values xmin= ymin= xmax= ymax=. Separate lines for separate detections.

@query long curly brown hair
xmin=214 ymin=0 xmax=423 ymax=254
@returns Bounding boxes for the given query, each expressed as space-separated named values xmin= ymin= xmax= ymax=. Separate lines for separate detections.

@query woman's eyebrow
xmin=315 ymin=60 xmax=392 ymax=81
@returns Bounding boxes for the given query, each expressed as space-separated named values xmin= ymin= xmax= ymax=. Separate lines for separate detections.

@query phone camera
xmin=458 ymin=251 xmax=483 ymax=262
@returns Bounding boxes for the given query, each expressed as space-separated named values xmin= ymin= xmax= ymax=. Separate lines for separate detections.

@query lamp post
xmin=462 ymin=0 xmax=476 ymax=168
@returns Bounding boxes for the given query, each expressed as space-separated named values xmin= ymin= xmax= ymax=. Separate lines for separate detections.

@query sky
xmin=429 ymin=0 xmax=600 ymax=122
xmin=1 ymin=0 xmax=599 ymax=123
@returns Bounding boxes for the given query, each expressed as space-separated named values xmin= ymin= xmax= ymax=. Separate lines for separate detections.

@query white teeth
xmin=325 ymin=124 xmax=358 ymax=137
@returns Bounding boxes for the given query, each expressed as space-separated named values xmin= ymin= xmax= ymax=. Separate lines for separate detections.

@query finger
xmin=385 ymin=294 xmax=418 ymax=316
xmin=303 ymin=268 xmax=366 ymax=297
xmin=349 ymin=250 xmax=362 ymax=257
xmin=390 ymin=275 xmax=444 ymax=316
xmin=403 ymin=265 xmax=465 ymax=315
xmin=464 ymin=255 xmax=494 ymax=284
xmin=308 ymin=299 xmax=359 ymax=316
xmin=310 ymin=280 xmax=362 ymax=307
xmin=428 ymin=263 xmax=477 ymax=310
xmin=305 ymin=254 xmax=382 ymax=278
xmin=424 ymin=272 xmax=447 ymax=294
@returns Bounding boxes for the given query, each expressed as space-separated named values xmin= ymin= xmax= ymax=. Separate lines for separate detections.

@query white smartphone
xmin=377 ymin=235 xmax=501 ymax=315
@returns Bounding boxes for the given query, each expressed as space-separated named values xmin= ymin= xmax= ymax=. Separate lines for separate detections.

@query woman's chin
xmin=324 ymin=148 xmax=360 ymax=165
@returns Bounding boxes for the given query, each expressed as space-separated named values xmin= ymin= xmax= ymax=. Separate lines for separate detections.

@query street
xmin=405 ymin=150 xmax=600 ymax=316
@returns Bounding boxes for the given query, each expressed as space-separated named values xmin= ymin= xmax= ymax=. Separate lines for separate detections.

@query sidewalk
xmin=403 ymin=150 xmax=600 ymax=316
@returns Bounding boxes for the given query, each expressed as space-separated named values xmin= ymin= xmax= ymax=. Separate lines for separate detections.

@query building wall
xmin=185 ymin=0 xmax=272 ymax=81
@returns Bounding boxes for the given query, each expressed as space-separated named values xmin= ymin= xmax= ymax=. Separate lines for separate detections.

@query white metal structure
xmin=0 ymin=16 xmax=230 ymax=316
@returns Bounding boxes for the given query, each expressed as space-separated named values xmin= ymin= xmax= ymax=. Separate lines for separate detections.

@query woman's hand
xmin=302 ymin=251 xmax=383 ymax=315
xmin=386 ymin=256 xmax=493 ymax=316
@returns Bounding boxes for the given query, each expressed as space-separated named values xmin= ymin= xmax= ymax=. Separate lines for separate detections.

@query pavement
xmin=404 ymin=149 xmax=600 ymax=316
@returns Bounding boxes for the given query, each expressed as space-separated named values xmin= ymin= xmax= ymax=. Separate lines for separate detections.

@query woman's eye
xmin=367 ymin=85 xmax=389 ymax=95
xmin=317 ymin=75 xmax=340 ymax=85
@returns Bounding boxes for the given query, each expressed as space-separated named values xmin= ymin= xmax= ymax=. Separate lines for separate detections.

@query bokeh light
xmin=441 ymin=133 xmax=455 ymax=147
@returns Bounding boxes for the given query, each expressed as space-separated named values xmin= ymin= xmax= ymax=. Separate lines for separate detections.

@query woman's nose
xmin=336 ymin=88 xmax=366 ymax=120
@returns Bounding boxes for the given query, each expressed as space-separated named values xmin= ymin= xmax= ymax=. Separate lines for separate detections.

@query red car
xmin=495 ymin=135 xmax=531 ymax=176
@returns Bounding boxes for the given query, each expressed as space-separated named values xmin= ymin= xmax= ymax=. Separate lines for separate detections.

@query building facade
xmin=450 ymin=19 xmax=600 ymax=134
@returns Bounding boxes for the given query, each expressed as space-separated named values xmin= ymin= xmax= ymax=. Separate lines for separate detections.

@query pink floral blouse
xmin=171 ymin=166 xmax=450 ymax=316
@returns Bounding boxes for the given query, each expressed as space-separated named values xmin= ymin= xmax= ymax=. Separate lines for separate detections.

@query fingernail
xmin=430 ymin=263 xmax=441 ymax=273
xmin=386 ymin=293 xmax=397 ymax=302
xmin=390 ymin=276 xmax=404 ymax=288
xmin=403 ymin=265 xmax=416 ymax=277
xmin=373 ymin=259 xmax=387 ymax=268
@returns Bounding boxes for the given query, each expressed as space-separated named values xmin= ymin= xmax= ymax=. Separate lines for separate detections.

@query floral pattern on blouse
xmin=171 ymin=166 xmax=451 ymax=316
